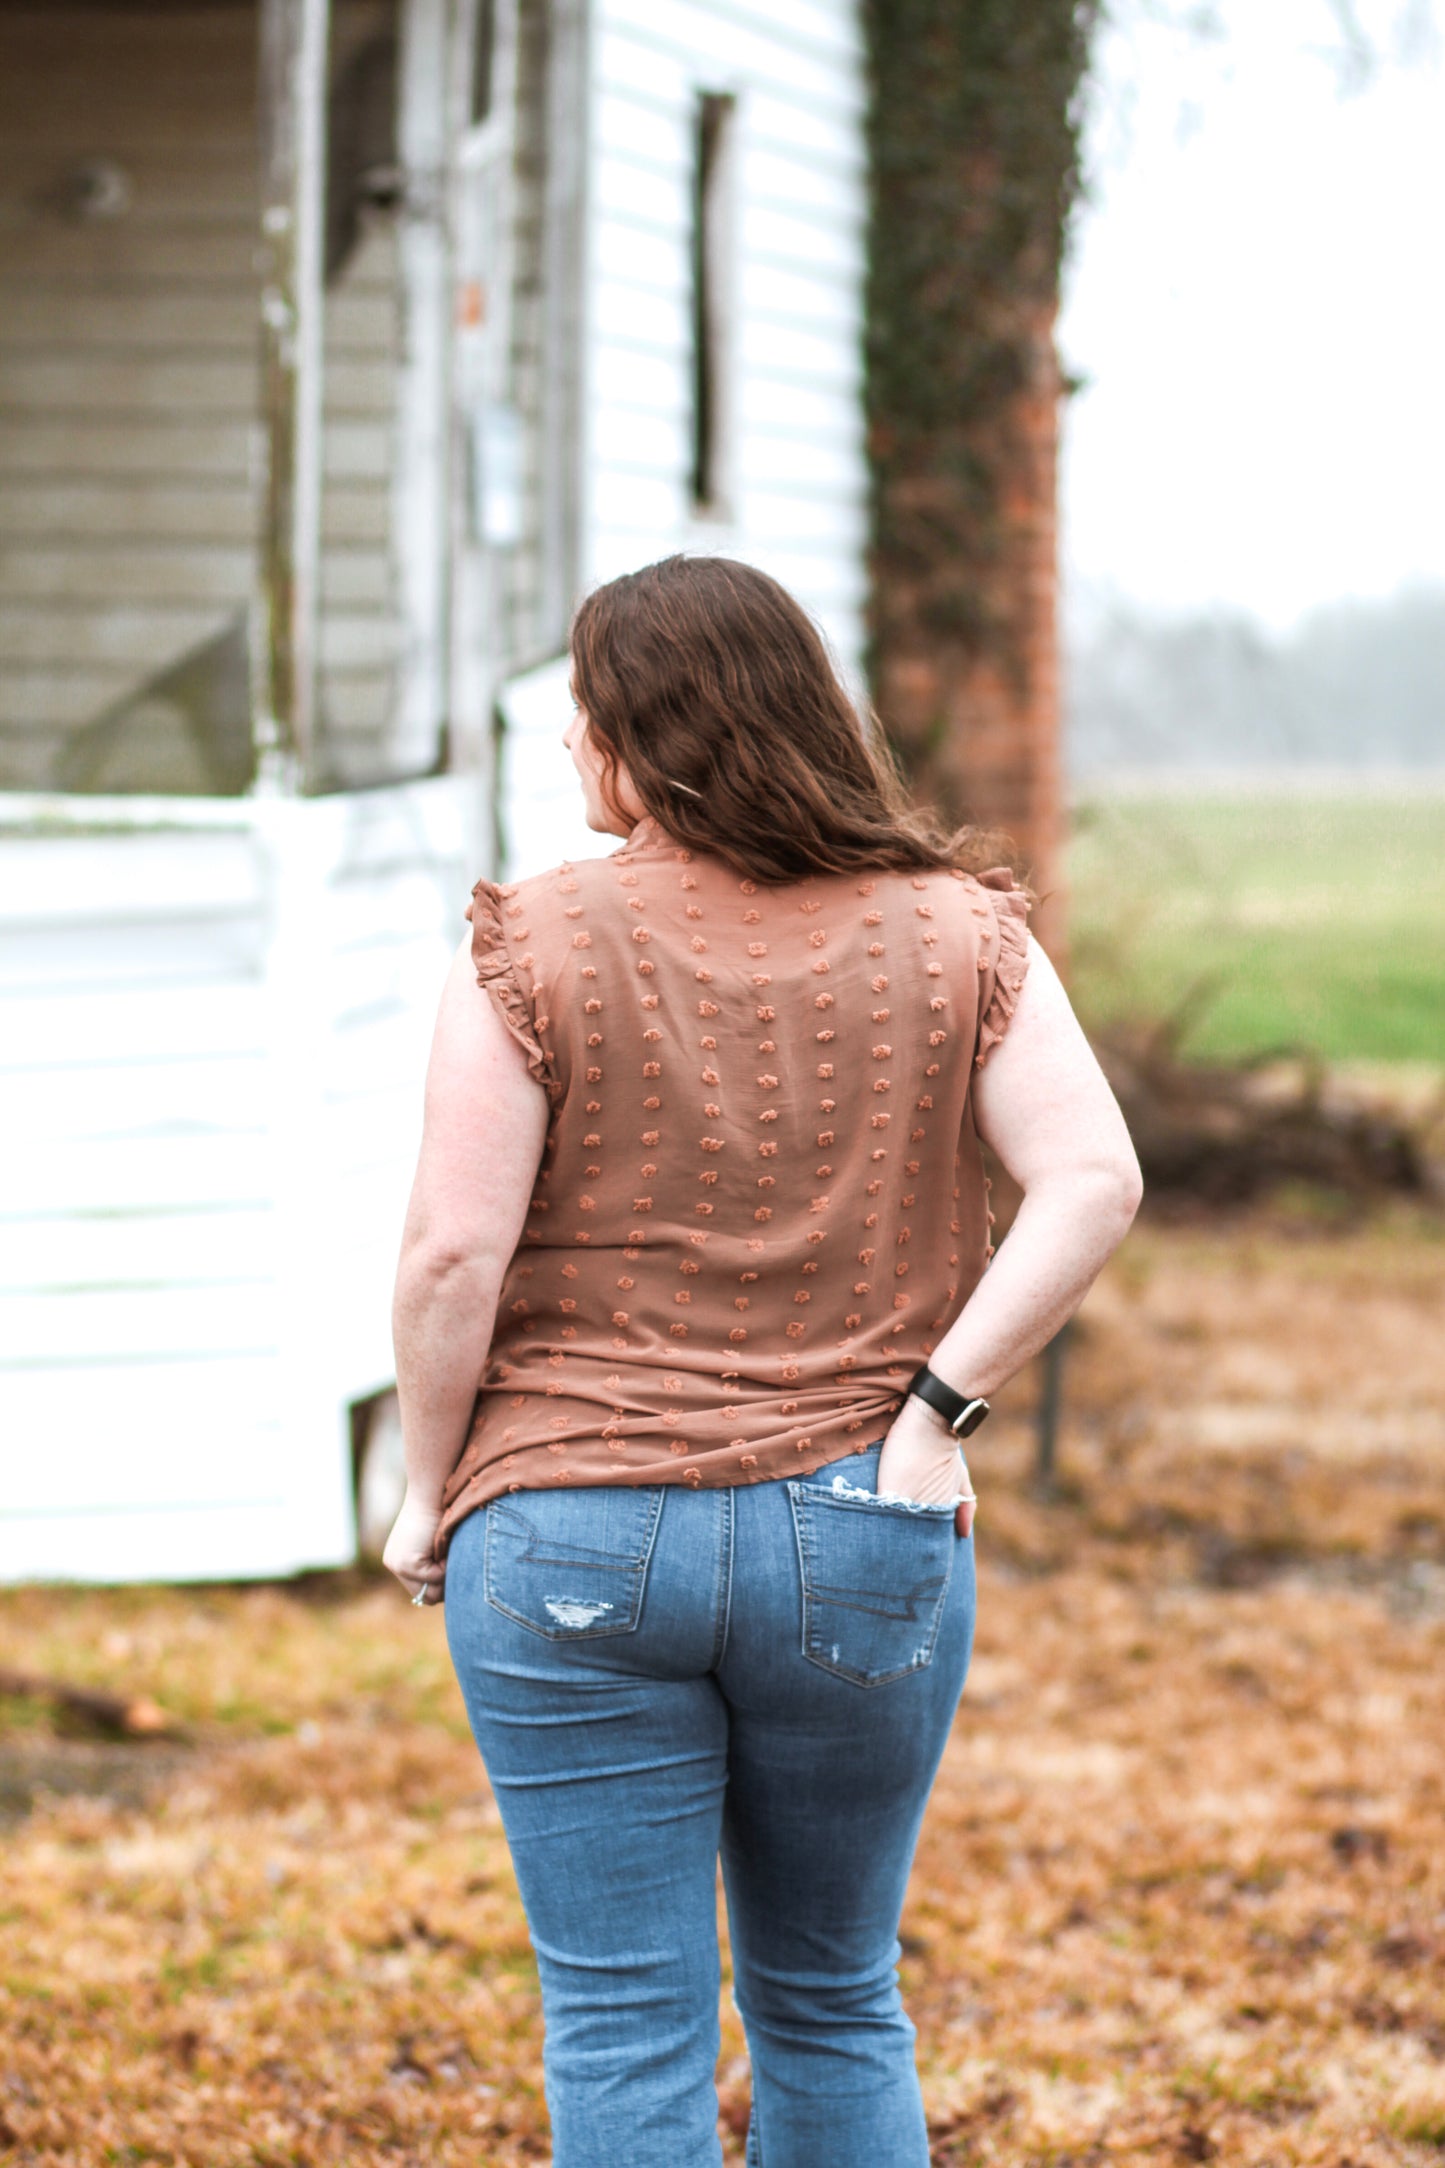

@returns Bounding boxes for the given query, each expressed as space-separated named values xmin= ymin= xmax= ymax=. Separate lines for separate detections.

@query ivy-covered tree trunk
xmin=864 ymin=0 xmax=1097 ymax=943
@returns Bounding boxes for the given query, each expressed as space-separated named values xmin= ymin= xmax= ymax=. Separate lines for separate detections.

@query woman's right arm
xmin=384 ymin=934 xmax=551 ymax=1601
xmin=874 ymin=936 xmax=1143 ymax=1522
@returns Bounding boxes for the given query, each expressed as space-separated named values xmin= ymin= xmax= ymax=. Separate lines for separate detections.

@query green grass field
xmin=1065 ymin=789 xmax=1445 ymax=1064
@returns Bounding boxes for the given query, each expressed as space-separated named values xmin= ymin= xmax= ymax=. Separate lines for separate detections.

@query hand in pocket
xmin=875 ymin=1400 xmax=976 ymax=1537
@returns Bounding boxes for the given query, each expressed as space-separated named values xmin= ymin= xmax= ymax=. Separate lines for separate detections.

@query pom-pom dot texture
xmin=436 ymin=817 xmax=1028 ymax=1549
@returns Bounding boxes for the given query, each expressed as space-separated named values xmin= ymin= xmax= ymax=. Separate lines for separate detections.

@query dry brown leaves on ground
xmin=1 ymin=1207 xmax=1443 ymax=2166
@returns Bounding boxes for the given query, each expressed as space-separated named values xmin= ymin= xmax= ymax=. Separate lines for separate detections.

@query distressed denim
xmin=444 ymin=1440 xmax=976 ymax=2168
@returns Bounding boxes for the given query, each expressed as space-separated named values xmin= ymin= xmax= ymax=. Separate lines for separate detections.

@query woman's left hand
xmin=383 ymin=1488 xmax=447 ymax=1606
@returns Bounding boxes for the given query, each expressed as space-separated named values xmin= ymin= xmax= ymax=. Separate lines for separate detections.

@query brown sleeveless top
xmin=434 ymin=813 xmax=1029 ymax=1553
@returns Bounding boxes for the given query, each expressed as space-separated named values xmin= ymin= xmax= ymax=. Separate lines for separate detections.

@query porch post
xmin=539 ymin=0 xmax=589 ymax=648
xmin=255 ymin=0 xmax=330 ymax=789
xmin=391 ymin=0 xmax=453 ymax=776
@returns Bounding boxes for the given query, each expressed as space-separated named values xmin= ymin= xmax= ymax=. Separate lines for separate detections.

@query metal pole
xmin=1035 ymin=1320 xmax=1071 ymax=1495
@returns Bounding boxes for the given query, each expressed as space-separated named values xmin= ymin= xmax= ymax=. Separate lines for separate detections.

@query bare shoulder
xmin=971 ymin=936 xmax=1142 ymax=1192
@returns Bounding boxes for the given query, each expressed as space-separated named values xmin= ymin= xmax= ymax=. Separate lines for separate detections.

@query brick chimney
xmin=864 ymin=2 xmax=1094 ymax=960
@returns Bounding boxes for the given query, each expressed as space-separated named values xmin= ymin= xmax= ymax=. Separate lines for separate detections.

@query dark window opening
xmin=690 ymin=90 xmax=736 ymax=514
xmin=471 ymin=0 xmax=497 ymax=125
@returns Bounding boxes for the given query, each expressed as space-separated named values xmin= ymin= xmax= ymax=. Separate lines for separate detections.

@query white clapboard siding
xmin=599 ymin=1 xmax=861 ymax=113
xmin=591 ymin=215 xmax=685 ymax=293
xmin=740 ymin=200 xmax=863 ymax=281
xmin=0 ymin=778 xmax=476 ymax=1585
xmin=0 ymin=1206 xmax=274 ymax=1296
xmin=590 ymin=471 xmax=692 ymax=532
xmin=327 ymin=878 xmax=463 ymax=962
xmin=739 ymin=482 xmax=868 ymax=535
xmin=592 ymin=154 xmax=691 ymax=233
xmin=740 ymin=258 xmax=859 ymax=333
xmin=0 ymin=826 xmax=260 ymax=921
xmin=0 ymin=797 xmax=287 ymax=1580
xmin=578 ymin=0 xmax=868 ymax=682
xmin=591 ymin=279 xmax=692 ymax=354
xmin=5 ymin=1135 xmax=273 ymax=1221
xmin=592 ymin=401 xmax=691 ymax=476
xmin=589 ymin=342 xmax=690 ymax=416
xmin=1 ymin=1284 xmax=279 ymax=1370
xmin=744 ymin=145 xmax=866 ymax=220
xmin=2 ymin=1364 xmax=285 ymax=1511
xmin=737 ymin=381 xmax=863 ymax=442
xmin=6 ymin=981 xmax=270 ymax=1069
xmin=736 ymin=315 xmax=862 ymax=390
xmin=594 ymin=93 xmax=691 ymax=171
xmin=319 ymin=930 xmax=450 ymax=1035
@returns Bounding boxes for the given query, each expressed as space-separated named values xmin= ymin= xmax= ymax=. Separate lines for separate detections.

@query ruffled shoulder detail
xmin=973 ymin=866 xmax=1032 ymax=1069
xmin=464 ymin=879 xmax=558 ymax=1100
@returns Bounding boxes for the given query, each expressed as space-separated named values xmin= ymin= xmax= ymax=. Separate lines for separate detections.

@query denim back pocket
xmin=787 ymin=1472 xmax=957 ymax=1687
xmin=483 ymin=1485 xmax=665 ymax=1640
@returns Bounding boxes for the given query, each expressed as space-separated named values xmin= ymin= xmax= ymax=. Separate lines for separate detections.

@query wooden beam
xmin=448 ymin=0 xmax=520 ymax=796
xmin=538 ymin=0 xmax=589 ymax=646
xmin=390 ymin=0 xmax=452 ymax=777
xmin=254 ymin=0 xmax=330 ymax=789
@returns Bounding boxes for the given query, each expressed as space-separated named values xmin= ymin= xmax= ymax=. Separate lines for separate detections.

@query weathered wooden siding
xmin=0 ymin=1 xmax=417 ymax=794
xmin=584 ymin=0 xmax=868 ymax=679
xmin=499 ymin=0 xmax=581 ymax=673
xmin=315 ymin=217 xmax=408 ymax=775
xmin=314 ymin=0 xmax=411 ymax=785
xmin=0 ymin=781 xmax=471 ymax=1584
xmin=0 ymin=6 xmax=259 ymax=790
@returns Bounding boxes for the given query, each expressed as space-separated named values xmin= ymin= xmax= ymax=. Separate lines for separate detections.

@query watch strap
xmin=906 ymin=1363 xmax=991 ymax=1438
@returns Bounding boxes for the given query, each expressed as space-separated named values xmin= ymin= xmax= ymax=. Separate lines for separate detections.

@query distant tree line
xmin=1065 ymin=584 xmax=1445 ymax=776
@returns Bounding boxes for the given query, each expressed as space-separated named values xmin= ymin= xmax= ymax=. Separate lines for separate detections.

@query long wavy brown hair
xmin=568 ymin=555 xmax=1018 ymax=884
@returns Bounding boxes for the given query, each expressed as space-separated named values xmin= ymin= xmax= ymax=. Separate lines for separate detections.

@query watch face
xmin=953 ymin=1398 xmax=990 ymax=1438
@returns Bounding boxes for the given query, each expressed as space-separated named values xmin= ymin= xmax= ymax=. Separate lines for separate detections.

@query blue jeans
xmin=444 ymin=1440 xmax=976 ymax=2168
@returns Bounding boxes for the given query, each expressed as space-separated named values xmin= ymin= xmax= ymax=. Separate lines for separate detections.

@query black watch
xmin=906 ymin=1364 xmax=991 ymax=1438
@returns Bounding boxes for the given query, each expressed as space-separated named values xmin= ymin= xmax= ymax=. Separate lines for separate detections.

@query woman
xmin=385 ymin=556 xmax=1141 ymax=2168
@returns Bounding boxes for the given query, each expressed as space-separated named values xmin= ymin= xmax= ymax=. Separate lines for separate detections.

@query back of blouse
xmin=435 ymin=812 xmax=1029 ymax=1550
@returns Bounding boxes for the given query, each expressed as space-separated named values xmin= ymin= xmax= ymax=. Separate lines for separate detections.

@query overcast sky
xmin=1058 ymin=0 xmax=1445 ymax=632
